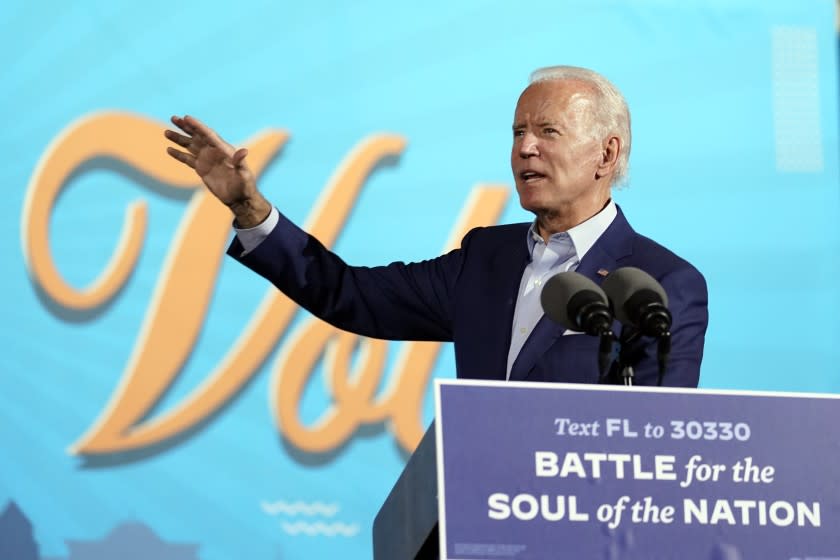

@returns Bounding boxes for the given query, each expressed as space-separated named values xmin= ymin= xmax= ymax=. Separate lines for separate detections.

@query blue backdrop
xmin=1 ymin=1 xmax=838 ymax=559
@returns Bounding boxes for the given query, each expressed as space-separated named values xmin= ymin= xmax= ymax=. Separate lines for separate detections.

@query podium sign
xmin=434 ymin=380 xmax=840 ymax=560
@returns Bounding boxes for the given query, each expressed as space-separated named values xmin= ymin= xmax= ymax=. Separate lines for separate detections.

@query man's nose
xmin=518 ymin=133 xmax=539 ymax=158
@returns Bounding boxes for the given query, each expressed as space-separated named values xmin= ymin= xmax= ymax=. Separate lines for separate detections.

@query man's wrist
xmin=230 ymin=194 xmax=272 ymax=228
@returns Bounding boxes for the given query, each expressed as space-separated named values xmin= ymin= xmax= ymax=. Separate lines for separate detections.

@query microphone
xmin=540 ymin=272 xmax=612 ymax=336
xmin=601 ymin=267 xmax=671 ymax=337
xmin=601 ymin=267 xmax=672 ymax=385
xmin=540 ymin=272 xmax=614 ymax=377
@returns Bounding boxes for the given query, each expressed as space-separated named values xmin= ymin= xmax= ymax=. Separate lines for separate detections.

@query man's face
xmin=511 ymin=80 xmax=610 ymax=222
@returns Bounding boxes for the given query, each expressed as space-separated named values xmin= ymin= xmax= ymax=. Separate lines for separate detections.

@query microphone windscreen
xmin=601 ymin=267 xmax=668 ymax=325
xmin=540 ymin=272 xmax=609 ymax=331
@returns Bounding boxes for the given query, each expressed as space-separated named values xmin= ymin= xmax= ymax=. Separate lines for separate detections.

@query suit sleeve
xmin=624 ymin=264 xmax=709 ymax=388
xmin=227 ymin=210 xmax=465 ymax=341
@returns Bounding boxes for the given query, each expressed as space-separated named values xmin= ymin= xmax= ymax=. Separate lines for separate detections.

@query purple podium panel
xmin=434 ymin=380 xmax=840 ymax=560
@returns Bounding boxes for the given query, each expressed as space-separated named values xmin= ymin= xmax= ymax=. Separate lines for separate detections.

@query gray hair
xmin=529 ymin=66 xmax=631 ymax=186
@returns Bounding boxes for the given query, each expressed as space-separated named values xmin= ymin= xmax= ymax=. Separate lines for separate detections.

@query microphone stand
xmin=597 ymin=330 xmax=614 ymax=379
xmin=621 ymin=365 xmax=635 ymax=386
xmin=656 ymin=332 xmax=671 ymax=387
xmin=616 ymin=327 xmax=641 ymax=386
xmin=608 ymin=327 xmax=670 ymax=387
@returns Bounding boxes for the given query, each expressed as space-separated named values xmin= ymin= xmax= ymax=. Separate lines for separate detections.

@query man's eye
xmin=513 ymin=130 xmax=525 ymax=137
xmin=543 ymin=128 xmax=558 ymax=135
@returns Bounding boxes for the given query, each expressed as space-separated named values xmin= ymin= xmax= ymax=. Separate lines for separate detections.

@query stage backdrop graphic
xmin=1 ymin=1 xmax=838 ymax=559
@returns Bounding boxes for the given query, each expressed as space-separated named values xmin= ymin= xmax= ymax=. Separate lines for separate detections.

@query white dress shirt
xmin=505 ymin=201 xmax=617 ymax=378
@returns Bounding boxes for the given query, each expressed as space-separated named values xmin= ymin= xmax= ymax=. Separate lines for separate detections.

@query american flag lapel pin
xmin=597 ymin=268 xmax=609 ymax=277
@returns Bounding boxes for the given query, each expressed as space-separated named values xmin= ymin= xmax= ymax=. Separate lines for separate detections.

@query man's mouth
xmin=519 ymin=170 xmax=546 ymax=183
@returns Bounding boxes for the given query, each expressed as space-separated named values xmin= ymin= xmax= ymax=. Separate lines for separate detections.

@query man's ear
xmin=595 ymin=136 xmax=620 ymax=179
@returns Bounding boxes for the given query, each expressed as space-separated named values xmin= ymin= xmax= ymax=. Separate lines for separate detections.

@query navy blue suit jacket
xmin=229 ymin=206 xmax=708 ymax=387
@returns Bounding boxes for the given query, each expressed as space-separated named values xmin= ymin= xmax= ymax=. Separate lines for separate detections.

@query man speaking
xmin=165 ymin=65 xmax=708 ymax=387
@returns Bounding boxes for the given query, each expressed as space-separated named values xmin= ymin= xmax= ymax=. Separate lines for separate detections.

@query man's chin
xmin=517 ymin=197 xmax=548 ymax=216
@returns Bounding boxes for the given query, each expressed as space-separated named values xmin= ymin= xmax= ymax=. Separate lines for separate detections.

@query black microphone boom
xmin=601 ymin=267 xmax=672 ymax=385
xmin=540 ymin=271 xmax=615 ymax=378
xmin=601 ymin=267 xmax=671 ymax=337
xmin=540 ymin=272 xmax=612 ymax=336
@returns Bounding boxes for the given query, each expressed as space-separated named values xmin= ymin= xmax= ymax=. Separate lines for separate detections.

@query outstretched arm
xmin=165 ymin=114 xmax=461 ymax=342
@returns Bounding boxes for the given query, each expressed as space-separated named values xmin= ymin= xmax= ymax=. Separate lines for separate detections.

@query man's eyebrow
xmin=512 ymin=121 xmax=564 ymax=130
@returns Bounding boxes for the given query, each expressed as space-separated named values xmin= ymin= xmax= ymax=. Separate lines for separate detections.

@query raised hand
xmin=165 ymin=115 xmax=271 ymax=227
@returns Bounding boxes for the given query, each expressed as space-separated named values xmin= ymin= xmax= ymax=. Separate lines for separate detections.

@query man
xmin=165 ymin=65 xmax=708 ymax=386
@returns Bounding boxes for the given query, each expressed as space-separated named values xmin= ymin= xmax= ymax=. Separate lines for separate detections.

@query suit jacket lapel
xmin=508 ymin=206 xmax=635 ymax=382
xmin=508 ymin=314 xmax=564 ymax=380
xmin=481 ymin=228 xmax=530 ymax=380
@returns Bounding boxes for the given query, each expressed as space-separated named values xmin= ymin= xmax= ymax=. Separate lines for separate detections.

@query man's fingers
xmin=232 ymin=148 xmax=249 ymax=167
xmin=183 ymin=115 xmax=233 ymax=154
xmin=164 ymin=129 xmax=194 ymax=151
xmin=166 ymin=146 xmax=197 ymax=169
xmin=170 ymin=115 xmax=196 ymax=135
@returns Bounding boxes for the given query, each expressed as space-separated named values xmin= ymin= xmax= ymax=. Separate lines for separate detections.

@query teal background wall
xmin=1 ymin=1 xmax=838 ymax=558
